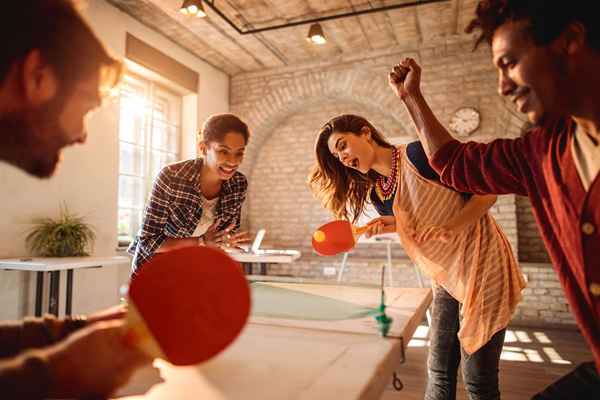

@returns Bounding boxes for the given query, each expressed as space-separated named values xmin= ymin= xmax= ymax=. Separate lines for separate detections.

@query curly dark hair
xmin=466 ymin=0 xmax=599 ymax=51
xmin=199 ymin=114 xmax=250 ymax=145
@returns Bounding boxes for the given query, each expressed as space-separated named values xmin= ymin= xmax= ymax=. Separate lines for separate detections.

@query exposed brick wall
xmin=513 ymin=263 xmax=576 ymax=326
xmin=231 ymin=36 xmax=525 ymax=176
xmin=234 ymin=36 xmax=520 ymax=257
xmin=489 ymin=195 xmax=518 ymax=258
xmin=246 ymin=100 xmax=411 ymax=260
xmin=232 ymin=36 xmax=572 ymax=327
xmin=266 ymin=256 xmax=432 ymax=289
xmin=517 ymin=195 xmax=552 ymax=263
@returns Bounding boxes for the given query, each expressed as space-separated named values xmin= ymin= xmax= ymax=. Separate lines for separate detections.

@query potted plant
xmin=26 ymin=203 xmax=96 ymax=257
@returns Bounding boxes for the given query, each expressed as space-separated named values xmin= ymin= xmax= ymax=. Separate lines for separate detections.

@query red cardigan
xmin=431 ymin=118 xmax=600 ymax=371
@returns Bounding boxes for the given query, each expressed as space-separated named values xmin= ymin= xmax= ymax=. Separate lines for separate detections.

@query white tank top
xmin=192 ymin=194 xmax=219 ymax=237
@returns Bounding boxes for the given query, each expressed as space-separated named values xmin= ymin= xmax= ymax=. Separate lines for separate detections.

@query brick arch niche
xmin=244 ymin=98 xmax=412 ymax=253
xmin=229 ymin=40 xmax=528 ymax=258
xmin=232 ymin=67 xmax=414 ymax=174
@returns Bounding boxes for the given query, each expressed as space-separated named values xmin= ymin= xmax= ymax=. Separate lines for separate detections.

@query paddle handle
xmin=352 ymin=225 xmax=370 ymax=237
xmin=122 ymin=302 xmax=165 ymax=360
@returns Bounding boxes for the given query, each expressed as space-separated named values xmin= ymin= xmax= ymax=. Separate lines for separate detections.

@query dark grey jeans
xmin=425 ymin=285 xmax=506 ymax=400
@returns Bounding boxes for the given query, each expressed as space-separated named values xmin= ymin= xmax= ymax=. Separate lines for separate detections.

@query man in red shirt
xmin=388 ymin=0 xmax=600 ymax=398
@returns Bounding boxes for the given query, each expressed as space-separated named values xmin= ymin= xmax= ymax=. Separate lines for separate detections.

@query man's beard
xmin=0 ymin=99 xmax=68 ymax=178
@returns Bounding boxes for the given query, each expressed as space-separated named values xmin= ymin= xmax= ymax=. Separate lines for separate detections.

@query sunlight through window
xmin=407 ymin=338 xmax=428 ymax=348
xmin=543 ymin=347 xmax=572 ymax=365
xmin=504 ymin=330 xmax=517 ymax=343
xmin=412 ymin=325 xmax=430 ymax=339
xmin=117 ymin=73 xmax=182 ymax=246
xmin=515 ymin=330 xmax=532 ymax=343
xmin=524 ymin=349 xmax=544 ymax=363
xmin=533 ymin=331 xmax=552 ymax=344
xmin=500 ymin=346 xmax=528 ymax=362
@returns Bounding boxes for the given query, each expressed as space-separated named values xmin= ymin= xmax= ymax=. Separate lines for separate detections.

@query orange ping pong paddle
xmin=124 ymin=246 xmax=251 ymax=366
xmin=312 ymin=220 xmax=370 ymax=256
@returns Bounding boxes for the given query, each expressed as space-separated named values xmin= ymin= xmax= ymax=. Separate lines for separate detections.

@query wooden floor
xmin=382 ymin=325 xmax=593 ymax=400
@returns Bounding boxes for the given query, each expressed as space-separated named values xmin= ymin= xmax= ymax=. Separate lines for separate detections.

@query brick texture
xmin=231 ymin=36 xmax=569 ymax=327
xmin=517 ymin=195 xmax=552 ymax=263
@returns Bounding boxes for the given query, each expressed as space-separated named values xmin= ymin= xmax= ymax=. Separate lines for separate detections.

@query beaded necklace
xmin=375 ymin=147 xmax=398 ymax=201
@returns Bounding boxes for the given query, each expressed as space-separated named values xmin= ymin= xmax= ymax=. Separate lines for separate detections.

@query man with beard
xmin=0 ymin=1 xmax=150 ymax=398
xmin=388 ymin=0 xmax=600 ymax=398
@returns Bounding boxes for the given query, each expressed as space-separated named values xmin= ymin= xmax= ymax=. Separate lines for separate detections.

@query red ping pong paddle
xmin=124 ymin=246 xmax=251 ymax=366
xmin=311 ymin=220 xmax=370 ymax=256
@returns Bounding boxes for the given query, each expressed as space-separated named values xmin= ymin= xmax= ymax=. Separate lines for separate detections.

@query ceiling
xmin=106 ymin=0 xmax=478 ymax=75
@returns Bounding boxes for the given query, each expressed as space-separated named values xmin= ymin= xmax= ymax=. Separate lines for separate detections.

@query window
xmin=117 ymin=73 xmax=182 ymax=245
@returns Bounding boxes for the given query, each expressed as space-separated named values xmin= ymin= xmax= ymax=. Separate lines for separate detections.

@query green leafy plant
xmin=26 ymin=204 xmax=96 ymax=257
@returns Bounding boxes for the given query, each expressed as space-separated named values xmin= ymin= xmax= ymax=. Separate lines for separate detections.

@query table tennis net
xmin=251 ymin=283 xmax=377 ymax=321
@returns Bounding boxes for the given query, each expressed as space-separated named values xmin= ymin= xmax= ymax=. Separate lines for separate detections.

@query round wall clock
xmin=449 ymin=107 xmax=480 ymax=137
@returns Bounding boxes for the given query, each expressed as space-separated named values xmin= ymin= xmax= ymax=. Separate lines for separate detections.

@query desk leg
xmin=242 ymin=262 xmax=252 ymax=275
xmin=337 ymin=252 xmax=349 ymax=283
xmin=259 ymin=262 xmax=267 ymax=275
xmin=35 ymin=272 xmax=44 ymax=317
xmin=66 ymin=269 xmax=73 ymax=316
xmin=48 ymin=271 xmax=60 ymax=316
xmin=386 ymin=242 xmax=394 ymax=286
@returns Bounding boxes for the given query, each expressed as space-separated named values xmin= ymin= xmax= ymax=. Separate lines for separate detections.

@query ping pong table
xmin=116 ymin=280 xmax=432 ymax=400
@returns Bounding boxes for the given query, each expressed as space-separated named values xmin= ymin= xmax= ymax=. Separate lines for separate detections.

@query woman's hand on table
xmin=201 ymin=222 xmax=250 ymax=250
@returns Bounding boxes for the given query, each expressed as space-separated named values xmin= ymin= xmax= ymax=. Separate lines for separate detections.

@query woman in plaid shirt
xmin=128 ymin=114 xmax=250 ymax=273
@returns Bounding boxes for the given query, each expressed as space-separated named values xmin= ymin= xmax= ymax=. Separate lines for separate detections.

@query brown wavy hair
xmin=308 ymin=115 xmax=393 ymax=223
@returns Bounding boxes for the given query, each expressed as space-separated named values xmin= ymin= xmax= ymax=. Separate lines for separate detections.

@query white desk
xmin=227 ymin=249 xmax=301 ymax=275
xmin=0 ymin=256 xmax=129 ymax=316
xmin=115 ymin=283 xmax=432 ymax=400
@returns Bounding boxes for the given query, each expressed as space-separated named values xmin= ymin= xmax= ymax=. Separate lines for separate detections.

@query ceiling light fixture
xmin=307 ymin=23 xmax=326 ymax=45
xmin=180 ymin=0 xmax=206 ymax=18
xmin=199 ymin=0 xmax=449 ymax=35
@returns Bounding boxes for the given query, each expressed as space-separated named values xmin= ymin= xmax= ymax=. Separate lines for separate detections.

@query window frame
xmin=117 ymin=71 xmax=184 ymax=247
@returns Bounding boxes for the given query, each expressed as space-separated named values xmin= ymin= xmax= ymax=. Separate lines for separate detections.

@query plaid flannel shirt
xmin=127 ymin=158 xmax=247 ymax=273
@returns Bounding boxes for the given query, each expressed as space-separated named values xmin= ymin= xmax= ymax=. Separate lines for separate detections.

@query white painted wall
xmin=0 ymin=0 xmax=229 ymax=319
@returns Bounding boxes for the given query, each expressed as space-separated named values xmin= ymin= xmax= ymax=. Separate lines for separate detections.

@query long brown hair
xmin=308 ymin=114 xmax=393 ymax=223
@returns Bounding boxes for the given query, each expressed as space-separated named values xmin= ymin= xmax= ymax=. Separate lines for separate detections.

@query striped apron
xmin=393 ymin=145 xmax=526 ymax=353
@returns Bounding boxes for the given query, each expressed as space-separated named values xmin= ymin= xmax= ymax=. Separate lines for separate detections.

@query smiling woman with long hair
xmin=309 ymin=114 xmax=525 ymax=400
xmin=128 ymin=114 xmax=251 ymax=273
